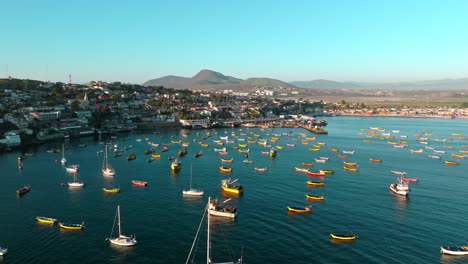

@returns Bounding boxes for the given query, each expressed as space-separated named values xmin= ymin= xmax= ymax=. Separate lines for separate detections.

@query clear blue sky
xmin=2 ymin=0 xmax=468 ymax=84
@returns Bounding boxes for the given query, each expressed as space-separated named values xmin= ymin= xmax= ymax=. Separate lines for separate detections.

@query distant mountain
xmin=143 ymin=69 xmax=241 ymax=88
xmin=190 ymin=69 xmax=241 ymax=85
xmin=241 ymin=78 xmax=296 ymax=88
xmin=143 ymin=70 xmax=468 ymax=91
xmin=290 ymin=79 xmax=359 ymax=89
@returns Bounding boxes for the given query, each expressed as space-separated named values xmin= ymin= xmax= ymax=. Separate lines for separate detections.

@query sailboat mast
xmin=118 ymin=205 xmax=122 ymax=236
xmin=190 ymin=162 xmax=193 ymax=189
xmin=207 ymin=199 xmax=210 ymax=264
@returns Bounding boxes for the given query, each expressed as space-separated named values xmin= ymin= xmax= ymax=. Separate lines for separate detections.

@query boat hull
xmin=330 ymin=233 xmax=356 ymax=240
xmin=440 ymin=246 xmax=468 ymax=255
xmin=109 ymin=235 xmax=137 ymax=246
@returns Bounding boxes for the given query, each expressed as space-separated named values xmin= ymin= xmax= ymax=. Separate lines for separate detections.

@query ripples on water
xmin=1 ymin=117 xmax=468 ymax=263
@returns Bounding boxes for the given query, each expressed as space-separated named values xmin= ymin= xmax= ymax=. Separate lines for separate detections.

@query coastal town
xmin=1 ymin=77 xmax=467 ymax=151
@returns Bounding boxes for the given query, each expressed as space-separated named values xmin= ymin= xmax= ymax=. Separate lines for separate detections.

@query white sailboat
xmin=182 ymin=163 xmax=204 ymax=197
xmin=186 ymin=198 xmax=242 ymax=264
xmin=102 ymin=145 xmax=116 ymax=176
xmin=108 ymin=205 xmax=137 ymax=246
xmin=61 ymin=144 xmax=67 ymax=165
xmin=68 ymin=172 xmax=84 ymax=187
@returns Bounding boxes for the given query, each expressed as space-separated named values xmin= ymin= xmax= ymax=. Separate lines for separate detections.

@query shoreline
xmin=331 ymin=113 xmax=468 ymax=119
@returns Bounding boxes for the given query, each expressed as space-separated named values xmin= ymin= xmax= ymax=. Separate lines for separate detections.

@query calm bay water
xmin=1 ymin=116 xmax=468 ymax=263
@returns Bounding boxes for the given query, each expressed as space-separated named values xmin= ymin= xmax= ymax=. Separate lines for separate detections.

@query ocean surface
xmin=1 ymin=116 xmax=468 ymax=264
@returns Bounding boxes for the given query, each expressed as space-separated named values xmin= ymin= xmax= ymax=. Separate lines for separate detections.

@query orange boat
xmin=302 ymin=162 xmax=314 ymax=167
xmin=369 ymin=158 xmax=382 ymax=163
xmin=131 ymin=180 xmax=148 ymax=187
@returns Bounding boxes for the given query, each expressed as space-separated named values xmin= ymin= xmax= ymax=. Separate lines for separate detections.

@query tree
xmin=70 ymin=100 xmax=81 ymax=111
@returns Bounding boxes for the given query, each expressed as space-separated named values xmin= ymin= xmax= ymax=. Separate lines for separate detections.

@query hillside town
xmin=1 ymin=77 xmax=467 ymax=151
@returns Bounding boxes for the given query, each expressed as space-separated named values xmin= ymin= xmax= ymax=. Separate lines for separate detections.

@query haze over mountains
xmin=143 ymin=69 xmax=468 ymax=91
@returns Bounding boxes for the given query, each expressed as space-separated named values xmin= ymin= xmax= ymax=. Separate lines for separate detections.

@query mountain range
xmin=143 ymin=70 xmax=468 ymax=91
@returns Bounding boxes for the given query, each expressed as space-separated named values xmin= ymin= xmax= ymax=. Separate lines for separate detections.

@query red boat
xmin=307 ymin=171 xmax=326 ymax=177
xmin=402 ymin=177 xmax=418 ymax=183
xmin=131 ymin=180 xmax=148 ymax=187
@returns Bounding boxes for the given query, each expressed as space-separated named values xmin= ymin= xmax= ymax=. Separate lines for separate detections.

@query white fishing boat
xmin=107 ymin=205 xmax=137 ymax=246
xmin=440 ymin=245 xmax=468 ymax=255
xmin=428 ymin=155 xmax=441 ymax=159
xmin=342 ymin=150 xmax=355 ymax=155
xmin=410 ymin=149 xmax=424 ymax=154
xmin=390 ymin=170 xmax=407 ymax=175
xmin=182 ymin=163 xmax=204 ymax=197
xmin=61 ymin=144 xmax=67 ymax=165
xmin=207 ymin=197 xmax=237 ymax=218
xmin=102 ymin=145 xmax=116 ymax=176
xmin=389 ymin=177 xmax=410 ymax=196
xmin=314 ymin=158 xmax=327 ymax=164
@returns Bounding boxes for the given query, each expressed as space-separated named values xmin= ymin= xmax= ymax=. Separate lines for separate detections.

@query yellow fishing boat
xmin=221 ymin=178 xmax=243 ymax=194
xmin=151 ymin=154 xmax=160 ymax=159
xmin=305 ymin=194 xmax=325 ymax=201
xmin=103 ymin=188 xmax=120 ymax=193
xmin=330 ymin=233 xmax=357 ymax=240
xmin=445 ymin=161 xmax=459 ymax=165
xmin=343 ymin=166 xmax=358 ymax=172
xmin=343 ymin=161 xmax=358 ymax=167
xmin=369 ymin=158 xmax=383 ymax=163
xmin=36 ymin=216 xmax=57 ymax=225
xmin=219 ymin=166 xmax=233 ymax=173
xmin=306 ymin=181 xmax=324 ymax=186
xmin=321 ymin=169 xmax=334 ymax=174
xmin=329 ymin=148 xmax=339 ymax=152
xmin=59 ymin=222 xmax=85 ymax=230
xmin=451 ymin=153 xmax=465 ymax=159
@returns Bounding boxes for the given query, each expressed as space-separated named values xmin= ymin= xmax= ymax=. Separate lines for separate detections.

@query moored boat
xmin=343 ymin=166 xmax=358 ymax=172
xmin=308 ymin=171 xmax=326 ymax=177
xmin=131 ymin=180 xmax=148 ymax=187
xmin=221 ymin=178 xmax=243 ymax=194
xmin=369 ymin=158 xmax=382 ymax=163
xmin=269 ymin=148 xmax=277 ymax=158
xmin=451 ymin=153 xmax=466 ymax=159
xmin=171 ymin=158 xmax=181 ymax=171
xmin=305 ymin=194 xmax=325 ymax=200
xmin=390 ymin=170 xmax=407 ymax=175
xmin=107 ymin=205 xmax=137 ymax=246
xmin=16 ymin=185 xmax=31 ymax=196
xmin=59 ymin=221 xmax=85 ymax=230
xmin=295 ymin=167 xmax=310 ymax=173
xmin=390 ymin=177 xmax=410 ymax=196
xmin=302 ymin=162 xmax=314 ymax=167
xmin=321 ymin=169 xmax=334 ymax=174
xmin=402 ymin=177 xmax=418 ymax=183
xmin=343 ymin=161 xmax=358 ymax=167
xmin=65 ymin=164 xmax=79 ymax=173
xmin=219 ymin=166 xmax=233 ymax=173
xmin=306 ymin=180 xmax=324 ymax=186
xmin=445 ymin=160 xmax=459 ymax=165
xmin=208 ymin=197 xmax=237 ymax=218
xmin=330 ymin=233 xmax=357 ymax=240
xmin=254 ymin=167 xmax=268 ymax=172
xmin=103 ymin=188 xmax=120 ymax=193
xmin=36 ymin=216 xmax=57 ymax=224
xmin=287 ymin=205 xmax=311 ymax=213
xmin=194 ymin=151 xmax=203 ymax=158
xmin=440 ymin=245 xmax=468 ymax=255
